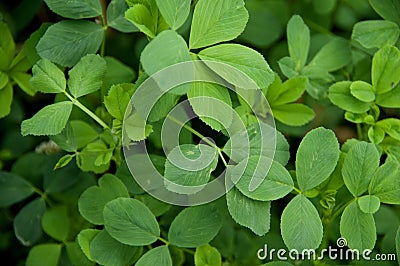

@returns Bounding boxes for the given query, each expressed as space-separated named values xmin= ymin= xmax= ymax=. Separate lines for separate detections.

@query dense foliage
xmin=0 ymin=0 xmax=400 ymax=265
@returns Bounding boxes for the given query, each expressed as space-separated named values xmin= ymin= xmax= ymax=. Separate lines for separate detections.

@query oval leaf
xmin=136 ymin=245 xmax=172 ymax=266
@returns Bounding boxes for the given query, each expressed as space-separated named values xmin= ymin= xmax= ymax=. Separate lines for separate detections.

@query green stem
xmin=166 ymin=115 xmax=228 ymax=166
xmin=64 ymin=92 xmax=109 ymax=129
xmin=356 ymin=123 xmax=363 ymax=140
xmin=158 ymin=237 xmax=170 ymax=246
xmin=331 ymin=198 xmax=355 ymax=221
xmin=181 ymin=248 xmax=195 ymax=255
xmin=100 ymin=15 xmax=107 ymax=57
xmin=293 ymin=187 xmax=302 ymax=194
xmin=304 ymin=18 xmax=335 ymax=36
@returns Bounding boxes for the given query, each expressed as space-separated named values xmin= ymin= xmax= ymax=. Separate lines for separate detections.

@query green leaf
xmin=0 ymin=171 xmax=34 ymax=207
xmin=352 ymin=20 xmax=400 ymax=49
xmin=278 ymin=56 xmax=297 ymax=79
xmin=229 ymin=156 xmax=293 ymax=201
xmin=0 ymin=83 xmax=12 ymax=118
xmin=36 ymin=20 xmax=104 ymax=67
xmin=136 ymin=245 xmax=172 ymax=266
xmin=124 ymin=111 xmax=153 ymax=141
xmin=26 ymin=244 xmax=62 ymax=266
xmin=195 ymin=245 xmax=222 ymax=266
xmin=21 ymin=101 xmax=73 ymax=136
xmin=189 ymin=0 xmax=248 ymax=49
xmin=125 ymin=4 xmax=156 ymax=38
xmin=30 ymin=58 xmax=66 ymax=93
xmin=372 ymin=45 xmax=400 ymax=94
xmin=340 ymin=200 xmax=376 ymax=250
xmin=296 ymin=127 xmax=340 ymax=191
xmin=107 ymin=0 xmax=138 ymax=33
xmin=70 ymin=120 xmax=99 ymax=149
xmin=65 ymin=242 xmax=95 ymax=266
xmin=287 ymin=15 xmax=309 ymax=71
xmin=103 ymin=198 xmax=160 ymax=245
xmin=0 ymin=70 xmax=8 ymax=89
xmin=77 ymin=229 xmax=100 ymax=262
xmin=164 ymin=144 xmax=218 ymax=194
xmin=141 ymin=30 xmax=190 ymax=87
xmin=90 ymin=230 xmax=138 ymax=266
xmin=223 ymin=122 xmax=290 ymax=166
xmin=267 ymin=76 xmax=307 ymax=106
xmin=187 ymin=82 xmax=233 ymax=131
xmin=44 ymin=0 xmax=101 ymax=19
xmin=369 ymin=160 xmax=400 ymax=204
xmin=329 ymin=81 xmax=371 ymax=113
xmin=41 ymin=205 xmax=70 ymax=241
xmin=168 ymin=204 xmax=222 ymax=248
xmin=357 ymin=195 xmax=380 ymax=214
xmin=135 ymin=193 xmax=171 ymax=217
xmin=272 ymin=103 xmax=314 ymax=126
xmin=78 ymin=174 xmax=129 ymax=225
xmin=308 ymin=38 xmax=351 ymax=72
xmin=68 ymin=54 xmax=107 ymax=98
xmin=376 ymin=118 xmax=400 ymax=141
xmin=226 ymin=187 xmax=270 ymax=236
xmin=104 ymin=57 xmax=136 ymax=89
xmin=104 ymin=83 xmax=134 ymax=120
xmin=350 ymin=80 xmax=375 ymax=102
xmin=0 ymin=21 xmax=15 ymax=70
xmin=281 ymin=194 xmax=323 ymax=251
xmin=342 ymin=142 xmax=380 ymax=197
xmin=369 ymin=0 xmax=400 ymax=26
xmin=156 ymin=0 xmax=190 ymax=30
xmin=54 ymin=154 xmax=74 ymax=170
xmin=376 ymin=83 xmax=400 ymax=108
xmin=199 ymin=44 xmax=274 ymax=90
xmin=10 ymin=72 xmax=36 ymax=96
xmin=14 ymin=198 xmax=46 ymax=246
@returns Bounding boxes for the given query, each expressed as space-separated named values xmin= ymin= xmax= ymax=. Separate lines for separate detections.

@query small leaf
xmin=90 ymin=230 xmax=138 ymax=266
xmin=21 ymin=101 xmax=73 ymax=136
xmin=187 ymin=82 xmax=233 ymax=131
xmin=369 ymin=160 xmax=400 ymax=204
xmin=376 ymin=83 xmax=400 ymax=108
xmin=107 ymin=0 xmax=138 ymax=33
xmin=164 ymin=144 xmax=218 ymax=194
xmin=43 ymin=0 xmax=102 ymax=19
xmin=308 ymin=38 xmax=351 ymax=72
xmin=199 ymin=44 xmax=274 ymax=90
xmin=350 ymin=80 xmax=375 ymax=102
xmin=296 ymin=127 xmax=340 ymax=191
xmin=357 ymin=195 xmax=380 ymax=214
xmin=372 ymin=45 xmax=400 ymax=94
xmin=26 ymin=243 xmax=62 ymax=266
xmin=329 ymin=81 xmax=371 ymax=113
xmin=65 ymin=242 xmax=94 ymax=266
xmin=267 ymin=76 xmax=307 ymax=106
xmin=272 ymin=103 xmax=315 ymax=126
xmin=352 ymin=20 xmax=400 ymax=49
xmin=168 ymin=204 xmax=222 ymax=248
xmin=369 ymin=0 xmax=400 ymax=26
xmin=342 ymin=141 xmax=380 ymax=197
xmin=340 ymin=200 xmax=376 ymax=250
xmin=78 ymin=174 xmax=129 ymax=225
xmin=124 ymin=111 xmax=153 ymax=141
xmin=30 ymin=58 xmax=66 ymax=93
xmin=136 ymin=245 xmax=172 ymax=266
xmin=376 ymin=118 xmax=400 ymax=141
xmin=104 ymin=83 xmax=134 ymax=120
xmin=0 ymin=83 xmax=12 ymax=118
xmin=41 ymin=205 xmax=70 ymax=241
xmin=0 ymin=171 xmax=34 ymax=207
xmin=229 ymin=156 xmax=293 ymax=201
xmin=11 ymin=72 xmax=36 ymax=96
xmin=189 ymin=0 xmax=248 ymax=49
xmin=140 ymin=30 xmax=190 ymax=89
xmin=36 ymin=20 xmax=103 ymax=67
xmin=125 ymin=4 xmax=156 ymax=38
xmin=156 ymin=0 xmax=191 ymax=30
xmin=14 ymin=198 xmax=46 ymax=246
xmin=68 ymin=54 xmax=107 ymax=98
xmin=77 ymin=229 xmax=100 ymax=261
xmin=287 ymin=15 xmax=310 ymax=71
xmin=54 ymin=154 xmax=73 ymax=170
xmin=281 ymin=194 xmax=323 ymax=251
xmin=195 ymin=245 xmax=222 ymax=266
xmin=226 ymin=187 xmax=270 ymax=236
xmin=103 ymin=198 xmax=160 ymax=245
xmin=0 ymin=21 xmax=15 ymax=69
